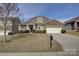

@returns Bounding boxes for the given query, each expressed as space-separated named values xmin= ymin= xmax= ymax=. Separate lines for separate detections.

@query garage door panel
xmin=46 ymin=28 xmax=61 ymax=33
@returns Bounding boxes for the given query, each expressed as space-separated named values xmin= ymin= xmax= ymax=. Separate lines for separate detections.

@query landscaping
xmin=61 ymin=29 xmax=66 ymax=34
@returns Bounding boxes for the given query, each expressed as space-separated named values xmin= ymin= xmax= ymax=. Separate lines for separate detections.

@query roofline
xmin=64 ymin=16 xmax=79 ymax=23
xmin=23 ymin=16 xmax=50 ymax=24
xmin=43 ymin=19 xmax=64 ymax=25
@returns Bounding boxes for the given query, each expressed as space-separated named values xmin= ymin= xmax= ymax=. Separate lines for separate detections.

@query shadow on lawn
xmin=49 ymin=39 xmax=64 ymax=52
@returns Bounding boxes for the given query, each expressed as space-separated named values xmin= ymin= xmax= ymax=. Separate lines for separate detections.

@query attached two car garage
xmin=43 ymin=19 xmax=63 ymax=33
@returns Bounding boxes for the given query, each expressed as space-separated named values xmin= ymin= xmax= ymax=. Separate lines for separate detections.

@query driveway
xmin=51 ymin=33 xmax=79 ymax=49
xmin=51 ymin=33 xmax=79 ymax=55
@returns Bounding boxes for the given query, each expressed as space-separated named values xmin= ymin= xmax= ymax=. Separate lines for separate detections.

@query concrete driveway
xmin=51 ymin=34 xmax=79 ymax=49
xmin=51 ymin=33 xmax=79 ymax=55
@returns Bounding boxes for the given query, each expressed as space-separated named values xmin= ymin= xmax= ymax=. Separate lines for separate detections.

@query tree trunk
xmin=4 ymin=24 xmax=7 ymax=41
xmin=4 ymin=19 xmax=7 ymax=41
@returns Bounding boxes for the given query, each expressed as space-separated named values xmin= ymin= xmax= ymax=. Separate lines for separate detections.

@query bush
xmin=61 ymin=29 xmax=66 ymax=33
xmin=43 ymin=30 xmax=46 ymax=33
xmin=8 ymin=32 xmax=13 ymax=35
xmin=23 ymin=30 xmax=29 ymax=33
xmin=19 ymin=30 xmax=29 ymax=33
xmin=33 ymin=29 xmax=36 ymax=33
xmin=33 ymin=30 xmax=46 ymax=33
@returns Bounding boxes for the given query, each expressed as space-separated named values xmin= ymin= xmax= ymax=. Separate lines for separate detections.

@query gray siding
xmin=0 ymin=17 xmax=21 ymax=34
xmin=64 ymin=24 xmax=71 ymax=30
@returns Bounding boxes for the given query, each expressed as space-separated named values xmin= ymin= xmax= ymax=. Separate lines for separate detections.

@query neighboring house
xmin=0 ymin=17 xmax=21 ymax=35
xmin=64 ymin=16 xmax=79 ymax=31
xmin=20 ymin=16 xmax=63 ymax=33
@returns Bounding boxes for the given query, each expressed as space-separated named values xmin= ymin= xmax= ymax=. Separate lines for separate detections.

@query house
xmin=19 ymin=16 xmax=49 ymax=31
xmin=64 ymin=16 xmax=79 ymax=31
xmin=20 ymin=16 xmax=63 ymax=33
xmin=0 ymin=17 xmax=21 ymax=35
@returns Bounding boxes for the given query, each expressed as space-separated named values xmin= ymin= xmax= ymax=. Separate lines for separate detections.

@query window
xmin=37 ymin=17 xmax=43 ymax=23
xmin=7 ymin=21 xmax=12 ymax=26
xmin=7 ymin=26 xmax=12 ymax=30
xmin=38 ymin=27 xmax=40 ymax=30
xmin=37 ymin=26 xmax=44 ymax=30
xmin=21 ymin=25 xmax=26 ymax=29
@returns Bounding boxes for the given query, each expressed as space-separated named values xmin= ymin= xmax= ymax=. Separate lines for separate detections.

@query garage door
xmin=46 ymin=28 xmax=62 ymax=33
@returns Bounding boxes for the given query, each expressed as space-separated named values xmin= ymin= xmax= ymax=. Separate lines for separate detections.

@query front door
xmin=29 ymin=25 xmax=33 ymax=32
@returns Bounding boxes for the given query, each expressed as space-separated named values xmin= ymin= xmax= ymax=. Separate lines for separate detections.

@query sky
xmin=18 ymin=3 xmax=79 ymax=22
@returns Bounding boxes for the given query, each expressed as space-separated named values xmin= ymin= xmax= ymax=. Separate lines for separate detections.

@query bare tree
xmin=0 ymin=3 xmax=19 ymax=41
xmin=19 ymin=13 xmax=25 ymax=22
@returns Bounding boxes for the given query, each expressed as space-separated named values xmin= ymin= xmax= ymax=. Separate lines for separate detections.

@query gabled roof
xmin=43 ymin=19 xmax=63 ymax=26
xmin=22 ymin=16 xmax=50 ymax=25
xmin=64 ymin=16 xmax=79 ymax=23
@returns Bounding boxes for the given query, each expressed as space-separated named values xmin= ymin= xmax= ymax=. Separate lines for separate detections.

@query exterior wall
xmin=0 ymin=20 xmax=12 ymax=35
xmin=29 ymin=16 xmax=49 ymax=24
xmin=36 ymin=26 xmax=44 ymax=30
xmin=12 ymin=18 xmax=20 ymax=34
xmin=37 ymin=17 xmax=43 ymax=23
xmin=20 ymin=25 xmax=27 ymax=31
xmin=0 ymin=17 xmax=21 ymax=35
xmin=22 ymin=16 xmax=50 ymax=31
xmin=64 ymin=24 xmax=72 ymax=30
xmin=6 ymin=21 xmax=12 ymax=30
xmin=44 ymin=24 xmax=62 ymax=28
xmin=0 ymin=21 xmax=4 ymax=26
xmin=0 ymin=20 xmax=12 ymax=30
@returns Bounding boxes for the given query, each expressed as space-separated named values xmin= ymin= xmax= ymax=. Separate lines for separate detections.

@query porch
xmin=65 ymin=21 xmax=79 ymax=31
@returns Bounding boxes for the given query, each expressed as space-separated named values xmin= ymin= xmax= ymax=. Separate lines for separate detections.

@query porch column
xmin=74 ymin=21 xmax=77 ymax=31
xmin=18 ymin=25 xmax=21 ymax=31
xmin=27 ymin=24 xmax=29 ymax=30
xmin=33 ymin=24 xmax=35 ymax=30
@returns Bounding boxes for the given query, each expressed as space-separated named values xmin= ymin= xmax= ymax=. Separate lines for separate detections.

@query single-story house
xmin=0 ymin=17 xmax=21 ymax=35
xmin=20 ymin=16 xmax=63 ymax=33
xmin=64 ymin=16 xmax=79 ymax=31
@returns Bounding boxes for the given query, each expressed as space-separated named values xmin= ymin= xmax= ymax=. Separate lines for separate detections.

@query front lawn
xmin=66 ymin=30 xmax=79 ymax=37
xmin=0 ymin=33 xmax=63 ymax=52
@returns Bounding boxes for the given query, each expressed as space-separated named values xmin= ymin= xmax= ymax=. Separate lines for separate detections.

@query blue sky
xmin=18 ymin=3 xmax=79 ymax=22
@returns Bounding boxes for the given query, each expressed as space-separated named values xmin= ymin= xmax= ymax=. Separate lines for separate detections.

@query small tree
xmin=0 ymin=3 xmax=19 ymax=41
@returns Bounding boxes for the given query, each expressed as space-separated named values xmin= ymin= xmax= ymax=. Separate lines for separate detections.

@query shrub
xmin=23 ymin=30 xmax=29 ymax=33
xmin=8 ymin=32 xmax=13 ymax=35
xmin=19 ymin=30 xmax=29 ymax=33
xmin=61 ymin=29 xmax=66 ymax=33
xmin=43 ymin=30 xmax=46 ymax=33
xmin=33 ymin=29 xmax=36 ymax=33
xmin=33 ymin=30 xmax=46 ymax=33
